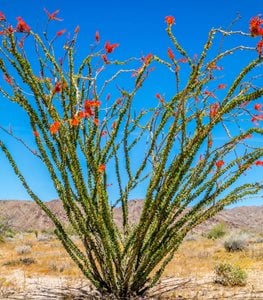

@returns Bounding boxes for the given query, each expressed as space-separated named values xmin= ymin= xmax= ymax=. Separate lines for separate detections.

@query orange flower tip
xmin=101 ymin=54 xmax=109 ymax=64
xmin=3 ymin=74 xmax=12 ymax=84
xmin=95 ymin=30 xmax=100 ymax=42
xmin=0 ymin=12 xmax=6 ymax=21
xmin=49 ymin=121 xmax=60 ymax=134
xmin=44 ymin=8 xmax=63 ymax=21
xmin=249 ymin=16 xmax=263 ymax=37
xmin=216 ymin=160 xmax=224 ymax=168
xmin=167 ymin=48 xmax=175 ymax=60
xmin=16 ymin=16 xmax=30 ymax=33
xmin=254 ymin=103 xmax=262 ymax=111
xmin=98 ymin=164 xmax=106 ymax=173
xmin=56 ymin=29 xmax=66 ymax=36
xmin=93 ymin=118 xmax=99 ymax=126
xmin=165 ymin=15 xmax=175 ymax=26
xmin=74 ymin=25 xmax=80 ymax=33
xmin=217 ymin=84 xmax=226 ymax=89
xmin=255 ymin=160 xmax=263 ymax=166
xmin=70 ymin=117 xmax=80 ymax=126
xmin=33 ymin=131 xmax=39 ymax=137
xmin=104 ymin=41 xmax=119 ymax=54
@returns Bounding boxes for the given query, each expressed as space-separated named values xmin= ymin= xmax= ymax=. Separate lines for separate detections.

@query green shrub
xmin=224 ymin=234 xmax=248 ymax=252
xmin=214 ymin=262 xmax=247 ymax=286
xmin=207 ymin=223 xmax=227 ymax=239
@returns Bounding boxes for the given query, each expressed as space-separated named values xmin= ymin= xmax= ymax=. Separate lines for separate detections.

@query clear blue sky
xmin=0 ymin=0 xmax=262 ymax=206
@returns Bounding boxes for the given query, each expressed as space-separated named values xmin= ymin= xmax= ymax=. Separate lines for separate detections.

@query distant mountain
xmin=0 ymin=199 xmax=262 ymax=234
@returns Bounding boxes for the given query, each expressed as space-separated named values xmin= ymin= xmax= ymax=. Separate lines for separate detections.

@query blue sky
xmin=0 ymin=0 xmax=262 ymax=206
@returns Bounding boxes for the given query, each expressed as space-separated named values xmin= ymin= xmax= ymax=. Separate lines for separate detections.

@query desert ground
xmin=0 ymin=200 xmax=262 ymax=299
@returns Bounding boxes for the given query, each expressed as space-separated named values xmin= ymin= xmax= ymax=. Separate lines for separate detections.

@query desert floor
xmin=0 ymin=230 xmax=262 ymax=299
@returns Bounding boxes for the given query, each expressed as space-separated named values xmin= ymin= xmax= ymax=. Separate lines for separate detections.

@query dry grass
xmin=0 ymin=231 xmax=263 ymax=299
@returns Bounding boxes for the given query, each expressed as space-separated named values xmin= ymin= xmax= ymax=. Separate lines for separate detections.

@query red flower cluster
xmin=249 ymin=16 xmax=263 ymax=37
xmin=216 ymin=160 xmax=224 ymax=168
xmin=98 ymin=164 xmax=106 ymax=173
xmin=143 ymin=53 xmax=153 ymax=66
xmin=256 ymin=40 xmax=263 ymax=56
xmin=95 ymin=31 xmax=100 ymax=42
xmin=210 ymin=102 xmax=219 ymax=119
xmin=165 ymin=16 xmax=175 ymax=26
xmin=49 ymin=121 xmax=60 ymax=135
xmin=44 ymin=8 xmax=63 ymax=21
xmin=255 ymin=160 xmax=263 ymax=166
xmin=0 ymin=11 xmax=5 ymax=21
xmin=167 ymin=48 xmax=175 ymax=60
xmin=249 ymin=16 xmax=263 ymax=56
xmin=104 ymin=41 xmax=119 ymax=53
xmin=16 ymin=17 xmax=30 ymax=33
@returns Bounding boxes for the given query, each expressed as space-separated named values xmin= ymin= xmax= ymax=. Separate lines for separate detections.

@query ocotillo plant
xmin=0 ymin=11 xmax=263 ymax=299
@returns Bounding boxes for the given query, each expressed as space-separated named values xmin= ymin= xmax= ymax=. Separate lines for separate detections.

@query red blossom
xmin=101 ymin=130 xmax=107 ymax=137
xmin=84 ymin=99 xmax=101 ymax=108
xmin=255 ymin=160 xmax=263 ymax=166
xmin=101 ymin=54 xmax=109 ymax=64
xmin=56 ymin=29 xmax=66 ymax=36
xmin=178 ymin=57 xmax=188 ymax=63
xmin=155 ymin=93 xmax=164 ymax=103
xmin=254 ymin=103 xmax=262 ymax=111
xmin=256 ymin=40 xmax=263 ymax=56
xmin=249 ymin=16 xmax=263 ymax=37
xmin=16 ymin=17 xmax=30 ymax=33
xmin=216 ymin=160 xmax=224 ymax=168
xmin=251 ymin=114 xmax=263 ymax=122
xmin=33 ymin=131 xmax=39 ymax=137
xmin=210 ymin=102 xmax=220 ymax=119
xmin=165 ymin=16 xmax=175 ymax=26
xmin=3 ymin=74 xmax=13 ymax=85
xmin=143 ymin=53 xmax=153 ymax=66
xmin=95 ymin=31 xmax=100 ymax=42
xmin=49 ymin=121 xmax=60 ymax=135
xmin=98 ymin=164 xmax=106 ymax=173
xmin=218 ymin=84 xmax=226 ymax=89
xmin=70 ymin=116 xmax=80 ymax=126
xmin=105 ymin=41 xmax=119 ymax=53
xmin=93 ymin=118 xmax=99 ymax=126
xmin=74 ymin=25 xmax=80 ymax=33
xmin=167 ymin=48 xmax=175 ymax=60
xmin=0 ymin=11 xmax=6 ymax=21
xmin=44 ymin=8 xmax=63 ymax=21
xmin=52 ymin=81 xmax=63 ymax=94
xmin=204 ymin=90 xmax=217 ymax=99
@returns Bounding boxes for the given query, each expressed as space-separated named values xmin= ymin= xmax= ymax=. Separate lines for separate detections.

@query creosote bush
xmin=224 ymin=234 xmax=249 ymax=252
xmin=207 ymin=223 xmax=227 ymax=240
xmin=0 ymin=9 xmax=263 ymax=300
xmin=214 ymin=262 xmax=247 ymax=286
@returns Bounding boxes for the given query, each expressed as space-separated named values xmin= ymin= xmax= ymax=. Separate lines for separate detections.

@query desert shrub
xmin=19 ymin=257 xmax=36 ymax=265
xmin=214 ymin=262 xmax=247 ymax=286
xmin=15 ymin=245 xmax=32 ymax=255
xmin=207 ymin=223 xmax=227 ymax=240
xmin=37 ymin=234 xmax=52 ymax=242
xmin=224 ymin=234 xmax=248 ymax=252
xmin=0 ymin=216 xmax=14 ymax=242
xmin=2 ymin=257 xmax=35 ymax=266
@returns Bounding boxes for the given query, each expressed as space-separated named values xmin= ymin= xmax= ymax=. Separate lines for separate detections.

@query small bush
xmin=19 ymin=257 xmax=36 ymax=265
xmin=224 ymin=234 xmax=248 ymax=252
xmin=207 ymin=223 xmax=227 ymax=240
xmin=3 ymin=257 xmax=36 ymax=266
xmin=15 ymin=245 xmax=32 ymax=255
xmin=214 ymin=262 xmax=247 ymax=286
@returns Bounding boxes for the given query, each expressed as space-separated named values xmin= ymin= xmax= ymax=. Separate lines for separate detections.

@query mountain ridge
xmin=0 ymin=199 xmax=262 ymax=234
